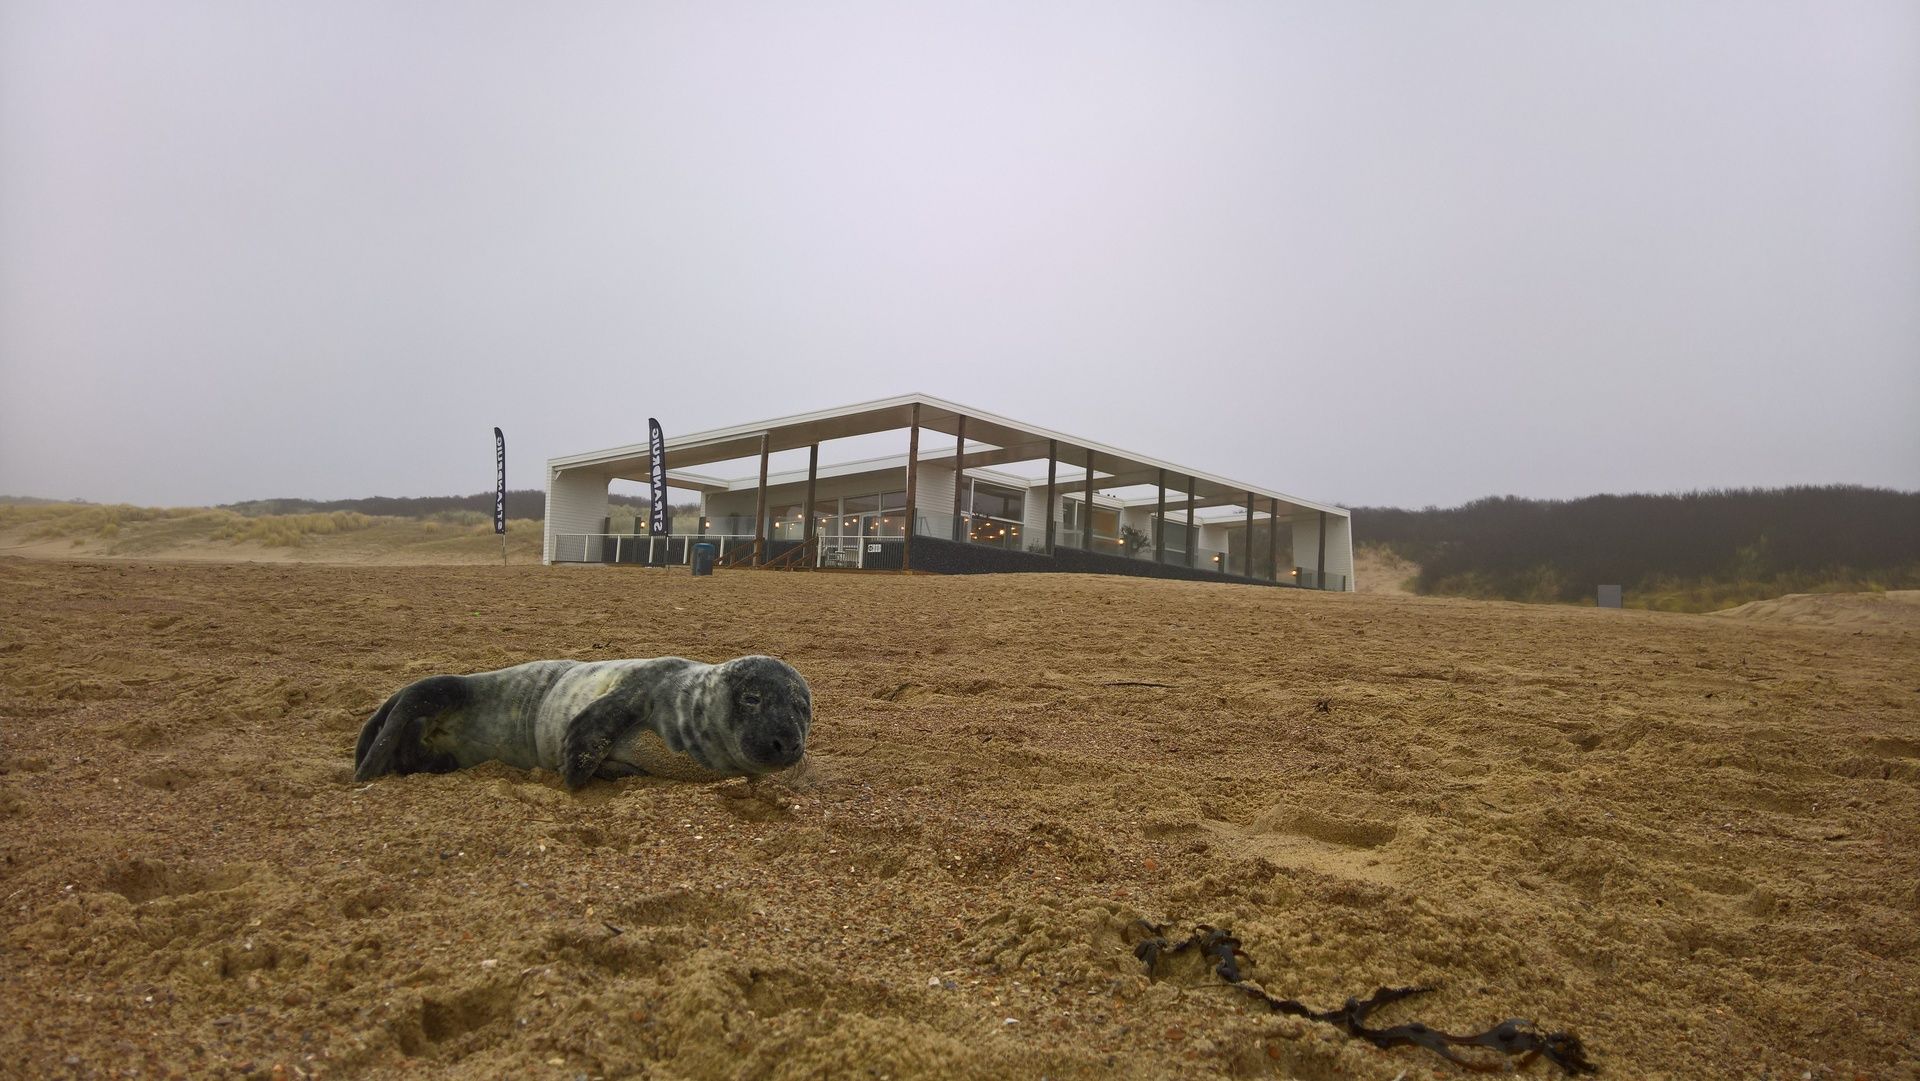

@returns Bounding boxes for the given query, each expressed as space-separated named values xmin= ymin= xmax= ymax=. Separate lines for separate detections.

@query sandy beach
xmin=2 ymin=557 xmax=1915 ymax=1079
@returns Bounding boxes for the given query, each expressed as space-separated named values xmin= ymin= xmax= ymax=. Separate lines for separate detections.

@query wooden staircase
xmin=717 ymin=540 xmax=816 ymax=571
xmin=761 ymin=544 xmax=812 ymax=570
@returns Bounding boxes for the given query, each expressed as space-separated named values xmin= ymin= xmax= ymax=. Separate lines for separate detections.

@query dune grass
xmin=211 ymin=511 xmax=374 ymax=547
xmin=1625 ymin=570 xmax=1908 ymax=613
xmin=0 ymin=501 xmax=543 ymax=562
xmin=1 ymin=501 xmax=209 ymax=541
xmin=1423 ymin=562 xmax=1913 ymax=613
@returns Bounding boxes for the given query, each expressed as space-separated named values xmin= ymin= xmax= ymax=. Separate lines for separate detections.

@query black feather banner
xmin=492 ymin=427 xmax=506 ymax=535
xmin=648 ymin=418 xmax=669 ymax=536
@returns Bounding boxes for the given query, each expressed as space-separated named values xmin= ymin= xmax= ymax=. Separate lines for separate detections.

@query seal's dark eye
xmin=742 ymin=693 xmax=762 ymax=707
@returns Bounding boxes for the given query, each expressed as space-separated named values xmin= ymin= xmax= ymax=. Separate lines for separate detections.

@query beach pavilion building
xmin=543 ymin=394 xmax=1354 ymax=591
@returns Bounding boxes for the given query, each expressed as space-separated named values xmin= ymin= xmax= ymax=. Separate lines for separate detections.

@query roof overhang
xmin=549 ymin=392 xmax=1347 ymax=518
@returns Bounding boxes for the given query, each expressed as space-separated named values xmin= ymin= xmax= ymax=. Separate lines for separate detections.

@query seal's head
xmin=717 ymin=655 xmax=812 ymax=773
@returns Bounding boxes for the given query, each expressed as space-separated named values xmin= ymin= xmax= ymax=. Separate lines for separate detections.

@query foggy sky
xmin=2 ymin=1 xmax=1915 ymax=511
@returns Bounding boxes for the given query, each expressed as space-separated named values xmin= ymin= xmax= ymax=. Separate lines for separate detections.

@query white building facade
xmin=544 ymin=394 xmax=1354 ymax=590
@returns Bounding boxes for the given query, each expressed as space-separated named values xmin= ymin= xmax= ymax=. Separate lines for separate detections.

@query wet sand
xmin=2 ymin=558 xmax=1915 ymax=1079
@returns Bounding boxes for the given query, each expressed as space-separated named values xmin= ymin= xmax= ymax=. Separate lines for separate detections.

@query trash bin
xmin=691 ymin=542 xmax=716 ymax=577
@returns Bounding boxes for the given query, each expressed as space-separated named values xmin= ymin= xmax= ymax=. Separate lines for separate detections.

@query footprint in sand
xmin=1199 ymin=804 xmax=1401 ymax=884
xmin=97 ymin=857 xmax=251 ymax=904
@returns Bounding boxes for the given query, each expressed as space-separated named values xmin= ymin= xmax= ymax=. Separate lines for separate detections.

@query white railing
xmin=815 ymin=535 xmax=904 ymax=569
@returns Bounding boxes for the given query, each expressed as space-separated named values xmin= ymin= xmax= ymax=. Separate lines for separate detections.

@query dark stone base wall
xmin=907 ymin=535 xmax=1290 ymax=589
xmin=906 ymin=536 xmax=1058 ymax=575
xmin=1050 ymin=543 xmax=1287 ymax=587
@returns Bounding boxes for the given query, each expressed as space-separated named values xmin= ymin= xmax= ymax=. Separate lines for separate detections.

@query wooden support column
xmin=801 ymin=444 xmax=818 ymax=569
xmin=1154 ymin=469 xmax=1167 ymax=564
xmin=1317 ymin=510 xmax=1328 ymax=590
xmin=1244 ymin=494 xmax=1254 ymax=578
xmin=1081 ymin=450 xmax=1095 ymax=550
xmin=1044 ymin=440 xmax=1057 ymax=553
xmin=1268 ymin=498 xmax=1280 ymax=582
xmin=752 ymin=433 xmax=769 ymax=566
xmin=951 ymin=416 xmax=966 ymax=542
xmin=1185 ymin=476 xmax=1197 ymax=568
xmin=902 ymin=403 xmax=921 ymax=572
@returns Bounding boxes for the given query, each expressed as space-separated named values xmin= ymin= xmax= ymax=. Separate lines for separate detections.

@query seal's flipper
xmin=560 ymin=697 xmax=638 ymax=789
xmin=353 ymin=692 xmax=400 ymax=778
xmin=353 ymin=675 xmax=470 ymax=782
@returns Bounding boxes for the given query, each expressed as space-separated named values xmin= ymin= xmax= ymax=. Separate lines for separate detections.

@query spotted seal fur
xmin=352 ymin=655 xmax=811 ymax=788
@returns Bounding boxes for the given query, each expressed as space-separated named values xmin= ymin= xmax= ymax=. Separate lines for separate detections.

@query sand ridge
xmin=1 ymin=558 xmax=1916 ymax=1079
xmin=1711 ymin=589 xmax=1920 ymax=631
xmin=1350 ymin=545 xmax=1417 ymax=596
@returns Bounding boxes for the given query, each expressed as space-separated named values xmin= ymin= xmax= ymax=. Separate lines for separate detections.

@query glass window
xmin=770 ymin=504 xmax=803 ymax=541
xmin=967 ymin=514 xmax=1023 ymax=546
xmin=873 ymin=491 xmax=907 ymax=537
xmin=836 ymin=495 xmax=872 ymax=541
xmin=1154 ymin=514 xmax=1188 ymax=551
xmin=1061 ymin=500 xmax=1118 ymax=539
xmin=971 ymin=482 xmax=1024 ymax=522
xmin=964 ymin=481 xmax=1025 ymax=549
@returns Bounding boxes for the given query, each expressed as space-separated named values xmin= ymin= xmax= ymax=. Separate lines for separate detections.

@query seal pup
xmin=352 ymin=655 xmax=811 ymax=788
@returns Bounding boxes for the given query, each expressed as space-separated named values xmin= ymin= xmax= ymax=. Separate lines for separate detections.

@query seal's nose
xmin=746 ymin=726 xmax=804 ymax=769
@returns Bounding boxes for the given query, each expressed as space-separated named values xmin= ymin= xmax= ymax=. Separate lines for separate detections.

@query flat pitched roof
xmin=548 ymin=393 xmax=1347 ymax=517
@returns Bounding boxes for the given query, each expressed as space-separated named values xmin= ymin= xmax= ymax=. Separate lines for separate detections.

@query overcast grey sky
xmin=1 ymin=1 xmax=1915 ymax=510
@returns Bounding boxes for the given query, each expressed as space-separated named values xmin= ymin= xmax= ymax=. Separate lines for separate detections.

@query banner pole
xmin=493 ymin=426 xmax=508 ymax=566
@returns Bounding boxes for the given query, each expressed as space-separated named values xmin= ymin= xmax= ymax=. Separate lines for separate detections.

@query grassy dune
xmin=7 ymin=497 xmax=1911 ymax=610
xmin=1355 ymin=486 xmax=1920 ymax=612
xmin=0 ymin=501 xmax=544 ymax=564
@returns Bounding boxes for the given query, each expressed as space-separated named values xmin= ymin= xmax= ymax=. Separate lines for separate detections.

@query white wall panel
xmin=913 ymin=463 xmax=956 ymax=537
xmin=1325 ymin=514 xmax=1355 ymax=590
xmin=543 ymin=469 xmax=609 ymax=564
